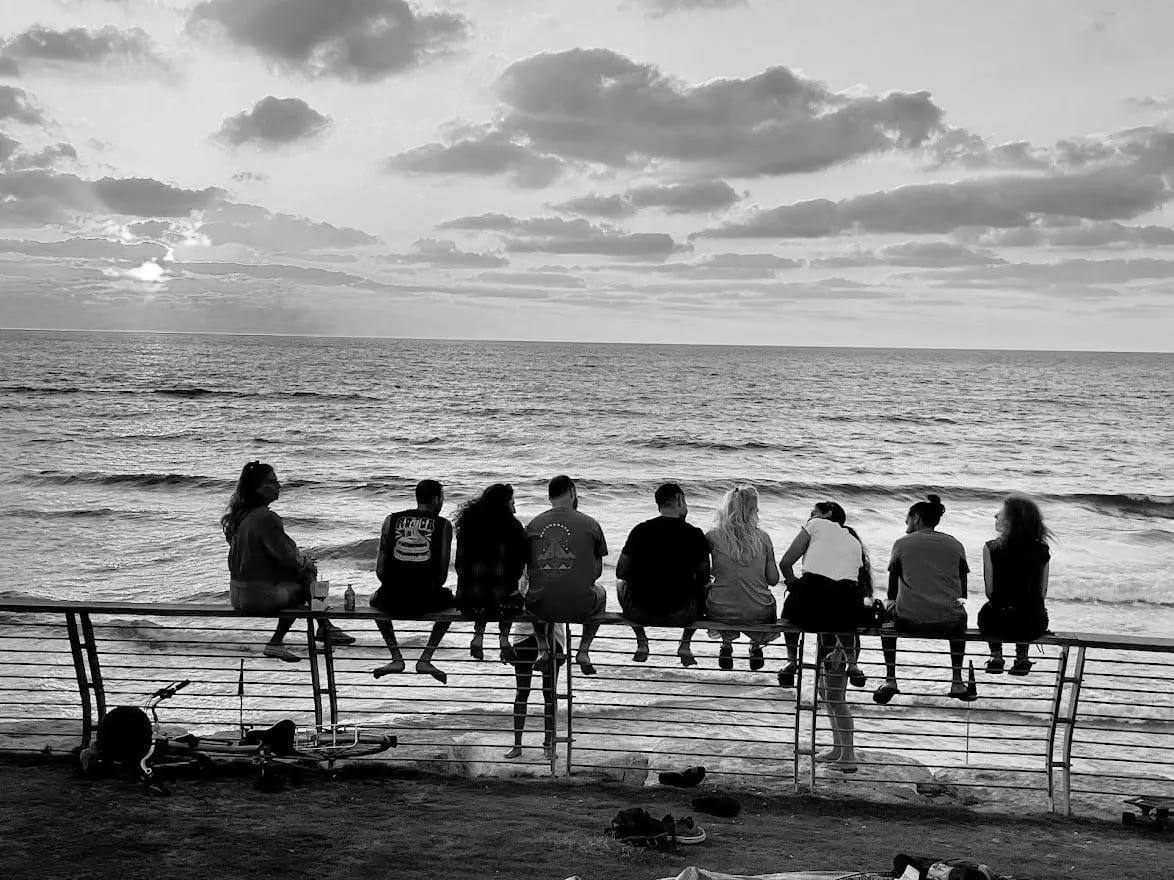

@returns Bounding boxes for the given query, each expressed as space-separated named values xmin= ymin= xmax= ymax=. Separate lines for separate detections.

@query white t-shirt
xmin=801 ymin=517 xmax=863 ymax=582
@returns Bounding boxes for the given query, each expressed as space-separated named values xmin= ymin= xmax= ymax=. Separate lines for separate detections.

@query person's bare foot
xmin=469 ymin=632 xmax=484 ymax=660
xmin=504 ymin=746 xmax=522 ymax=759
xmin=815 ymin=748 xmax=842 ymax=763
xmin=576 ymin=651 xmax=596 ymax=675
xmin=678 ymin=645 xmax=697 ymax=668
xmin=372 ymin=659 xmax=405 ymax=678
xmin=829 ymin=760 xmax=858 ymax=774
xmin=415 ymin=659 xmax=447 ymax=684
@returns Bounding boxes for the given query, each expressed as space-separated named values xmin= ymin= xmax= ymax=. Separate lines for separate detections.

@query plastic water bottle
xmin=343 ymin=582 xmax=356 ymax=612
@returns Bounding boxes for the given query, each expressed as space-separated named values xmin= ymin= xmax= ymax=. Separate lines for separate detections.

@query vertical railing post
xmin=808 ymin=634 xmax=821 ymax=790
xmin=305 ymin=613 xmax=324 ymax=730
xmin=1045 ymin=643 xmax=1069 ymax=812
xmin=562 ymin=622 xmax=573 ymax=777
xmin=65 ymin=611 xmax=105 ymax=748
xmin=1056 ymin=646 xmax=1086 ymax=817
xmin=788 ymin=629 xmax=806 ymax=790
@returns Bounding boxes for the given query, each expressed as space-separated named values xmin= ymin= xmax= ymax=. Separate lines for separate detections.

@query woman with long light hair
xmin=704 ymin=485 xmax=780 ymax=671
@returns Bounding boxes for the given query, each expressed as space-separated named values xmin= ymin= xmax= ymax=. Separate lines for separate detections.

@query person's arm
xmin=778 ymin=528 xmax=810 ymax=586
xmin=982 ymin=543 xmax=994 ymax=600
xmin=259 ymin=511 xmax=315 ymax=585
xmin=763 ymin=534 xmax=780 ymax=586
xmin=375 ymin=516 xmax=391 ymax=585
xmin=435 ymin=520 xmax=452 ymax=589
xmin=593 ymin=526 xmax=607 ymax=581
xmin=1039 ymin=561 xmax=1050 ymax=600
xmin=887 ymin=542 xmax=901 ymax=601
xmin=958 ymin=552 xmax=969 ymax=598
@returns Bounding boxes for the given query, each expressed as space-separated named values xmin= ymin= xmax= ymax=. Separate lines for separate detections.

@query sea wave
xmin=0 ymin=383 xmax=381 ymax=403
xmin=310 ymin=537 xmax=381 ymax=561
xmin=20 ymin=470 xmax=233 ymax=490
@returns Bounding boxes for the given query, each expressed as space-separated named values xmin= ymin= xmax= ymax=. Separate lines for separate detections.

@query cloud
xmin=196 ymin=201 xmax=377 ymax=250
xmin=638 ymin=252 xmax=799 ymax=279
xmin=5 ymin=142 xmax=77 ymax=171
xmin=932 ymin=124 xmax=1174 ymax=175
xmin=436 ymin=212 xmax=683 ymax=259
xmin=955 ymin=220 xmax=1174 ymax=249
xmin=553 ymin=179 xmax=741 ymax=216
xmin=474 ymin=270 xmax=586 ymax=288
xmin=387 ymin=48 xmax=947 ymax=186
xmin=0 ymin=85 xmax=44 ymax=125
xmin=0 ymin=26 xmax=170 ymax=75
xmin=380 ymin=238 xmax=507 ymax=267
xmin=0 ymin=133 xmax=18 ymax=163
xmin=695 ymin=166 xmax=1170 ymax=239
xmin=815 ymin=242 xmax=1006 ymax=268
xmin=636 ymin=0 xmax=748 ymax=16
xmin=0 ymin=236 xmax=167 ymax=260
xmin=216 ymin=96 xmax=330 ymax=147
xmin=0 ymin=170 xmax=224 ymax=224
xmin=126 ymin=220 xmax=173 ymax=239
xmin=188 ymin=0 xmax=469 ymax=81
xmin=918 ymin=258 xmax=1174 ymax=286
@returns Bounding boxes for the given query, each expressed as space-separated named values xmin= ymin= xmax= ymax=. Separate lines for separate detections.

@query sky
xmin=0 ymin=0 xmax=1172 ymax=350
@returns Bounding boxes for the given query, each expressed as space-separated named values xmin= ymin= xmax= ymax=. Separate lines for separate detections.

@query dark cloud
xmin=918 ymin=258 xmax=1174 ymax=286
xmin=187 ymin=0 xmax=469 ymax=81
xmin=0 ymin=170 xmax=223 ymax=223
xmin=0 ymin=26 xmax=170 ymax=75
xmin=956 ymin=220 xmax=1174 ymax=249
xmin=815 ymin=242 xmax=1006 ymax=268
xmin=231 ymin=170 xmax=269 ymax=184
xmin=216 ymin=96 xmax=330 ymax=147
xmin=6 ymin=142 xmax=77 ymax=171
xmin=388 ymin=48 xmax=946 ymax=186
xmin=388 ymin=129 xmax=566 ymax=188
xmin=695 ymin=166 xmax=1170 ymax=239
xmin=127 ymin=220 xmax=173 ymax=239
xmin=381 ymin=238 xmax=507 ymax=268
xmin=196 ymin=201 xmax=377 ymax=250
xmin=0 ymin=133 xmax=18 ymax=163
xmin=436 ymin=212 xmax=683 ymax=259
xmin=553 ymin=180 xmax=741 ymax=216
xmin=637 ymin=0 xmax=748 ymax=16
xmin=474 ymin=270 xmax=586 ymax=288
xmin=0 ymin=85 xmax=44 ymax=125
xmin=638 ymin=252 xmax=799 ymax=280
xmin=0 ymin=236 xmax=166 ymax=260
xmin=933 ymin=124 xmax=1174 ymax=175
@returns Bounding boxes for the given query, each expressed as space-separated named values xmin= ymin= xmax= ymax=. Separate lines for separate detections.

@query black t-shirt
xmin=376 ymin=509 xmax=452 ymax=595
xmin=986 ymin=539 xmax=1050 ymax=609
xmin=621 ymin=516 xmax=710 ymax=614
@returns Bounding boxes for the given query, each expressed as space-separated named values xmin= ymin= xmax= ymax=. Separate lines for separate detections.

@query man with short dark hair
xmin=370 ymin=479 xmax=456 ymax=683
xmin=523 ymin=475 xmax=607 ymax=675
xmin=616 ymin=482 xmax=710 ymax=666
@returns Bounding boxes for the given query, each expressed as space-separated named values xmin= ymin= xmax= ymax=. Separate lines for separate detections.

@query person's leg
xmin=577 ymin=623 xmax=600 ymax=675
xmin=677 ymin=627 xmax=697 ymax=667
xmin=845 ymin=634 xmax=865 ymax=684
xmin=631 ymin=625 xmax=649 ymax=662
xmin=777 ymin=631 xmax=801 ymax=687
xmin=986 ymin=640 xmax=1005 ymax=672
xmin=872 ymin=635 xmax=900 ymax=703
xmin=717 ymin=630 xmax=735 ymax=670
xmin=469 ymin=620 xmax=486 ymax=660
xmin=372 ymin=618 xmax=405 ymax=678
xmin=416 ymin=621 xmax=452 ymax=683
xmin=498 ymin=620 xmax=518 ymax=663
xmin=540 ymin=661 xmax=558 ymax=759
xmin=819 ymin=664 xmax=856 ymax=770
xmin=505 ymin=659 xmax=533 ymax=759
xmin=268 ymin=614 xmax=297 ymax=646
xmin=1010 ymin=642 xmax=1033 ymax=675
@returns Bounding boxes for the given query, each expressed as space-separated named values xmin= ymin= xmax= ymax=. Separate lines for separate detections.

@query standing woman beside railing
xmin=979 ymin=494 xmax=1053 ymax=676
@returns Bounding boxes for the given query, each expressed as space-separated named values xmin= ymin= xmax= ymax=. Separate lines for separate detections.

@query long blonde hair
xmin=710 ymin=485 xmax=766 ymax=566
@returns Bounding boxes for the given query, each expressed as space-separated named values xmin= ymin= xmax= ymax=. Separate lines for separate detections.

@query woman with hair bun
xmin=978 ymin=494 xmax=1052 ymax=676
xmin=222 ymin=460 xmax=352 ymax=662
xmin=873 ymin=494 xmax=974 ymax=704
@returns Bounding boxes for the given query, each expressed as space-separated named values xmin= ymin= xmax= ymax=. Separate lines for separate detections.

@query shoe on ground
xmin=985 ymin=656 xmax=1006 ymax=674
xmin=658 ymin=765 xmax=706 ymax=788
xmin=674 ymin=816 xmax=706 ymax=844
xmin=1009 ymin=657 xmax=1033 ymax=676
xmin=263 ymin=644 xmax=301 ymax=662
xmin=609 ymin=808 xmax=674 ymax=847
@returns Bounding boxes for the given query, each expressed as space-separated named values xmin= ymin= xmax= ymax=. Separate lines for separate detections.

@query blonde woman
xmin=704 ymin=486 xmax=780 ymax=671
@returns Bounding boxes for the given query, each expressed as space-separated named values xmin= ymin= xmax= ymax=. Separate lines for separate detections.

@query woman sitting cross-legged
xmin=777 ymin=501 xmax=872 ymax=688
xmin=978 ymin=494 xmax=1052 ymax=676
xmin=454 ymin=483 xmax=527 ymax=662
xmin=704 ymin=486 xmax=781 ymax=671
xmin=222 ymin=460 xmax=352 ymax=663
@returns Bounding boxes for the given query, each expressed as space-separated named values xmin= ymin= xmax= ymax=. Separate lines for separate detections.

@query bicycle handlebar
xmin=150 ymin=679 xmax=190 ymax=700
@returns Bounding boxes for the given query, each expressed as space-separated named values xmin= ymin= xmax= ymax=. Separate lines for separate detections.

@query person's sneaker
xmin=1009 ymin=657 xmax=1033 ymax=676
xmin=263 ymin=644 xmax=301 ymax=662
xmin=777 ymin=663 xmax=798 ymax=688
xmin=673 ymin=816 xmax=706 ymax=845
xmin=609 ymin=808 xmax=674 ymax=846
xmin=985 ymin=656 xmax=1006 ymax=674
xmin=315 ymin=624 xmax=356 ymax=646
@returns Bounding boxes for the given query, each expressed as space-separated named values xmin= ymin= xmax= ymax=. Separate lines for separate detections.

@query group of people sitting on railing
xmin=221 ymin=461 xmax=1053 ymax=711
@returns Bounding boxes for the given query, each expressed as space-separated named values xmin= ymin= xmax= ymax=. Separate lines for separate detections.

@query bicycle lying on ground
xmin=79 ymin=678 xmax=396 ymax=795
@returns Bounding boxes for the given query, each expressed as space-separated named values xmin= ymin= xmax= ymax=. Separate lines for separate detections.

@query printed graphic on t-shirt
xmin=394 ymin=515 xmax=434 ymax=563
xmin=534 ymin=522 xmax=575 ymax=576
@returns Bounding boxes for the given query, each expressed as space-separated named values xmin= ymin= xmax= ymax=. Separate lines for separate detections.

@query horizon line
xmin=1 ymin=326 xmax=1170 ymax=356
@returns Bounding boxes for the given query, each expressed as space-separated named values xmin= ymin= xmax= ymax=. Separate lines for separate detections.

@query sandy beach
xmin=2 ymin=755 xmax=1168 ymax=880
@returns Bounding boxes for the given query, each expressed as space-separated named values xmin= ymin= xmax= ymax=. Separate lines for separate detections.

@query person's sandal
xmin=872 ymin=682 xmax=900 ymax=705
xmin=748 ymin=644 xmax=765 ymax=671
xmin=985 ymin=656 xmax=1006 ymax=674
xmin=718 ymin=643 xmax=733 ymax=671
xmin=847 ymin=666 xmax=867 ymax=687
xmin=1009 ymin=657 xmax=1033 ymax=676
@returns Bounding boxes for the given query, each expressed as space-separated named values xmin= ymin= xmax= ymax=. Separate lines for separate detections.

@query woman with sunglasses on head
xmin=978 ymin=494 xmax=1052 ymax=676
xmin=222 ymin=461 xmax=352 ymax=662
xmin=704 ymin=486 xmax=781 ymax=671
xmin=777 ymin=501 xmax=872 ymax=689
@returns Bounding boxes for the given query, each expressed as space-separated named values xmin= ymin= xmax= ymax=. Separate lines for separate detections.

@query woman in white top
xmin=704 ymin=486 xmax=781 ymax=671
xmin=776 ymin=501 xmax=872 ymax=688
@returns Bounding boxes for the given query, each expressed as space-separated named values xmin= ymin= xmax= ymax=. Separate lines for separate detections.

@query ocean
xmin=1 ymin=329 xmax=1172 ymax=638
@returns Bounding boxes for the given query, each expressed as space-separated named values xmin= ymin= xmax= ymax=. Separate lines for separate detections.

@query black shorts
xmin=370 ymin=586 xmax=455 ymax=616
xmin=977 ymin=602 xmax=1048 ymax=642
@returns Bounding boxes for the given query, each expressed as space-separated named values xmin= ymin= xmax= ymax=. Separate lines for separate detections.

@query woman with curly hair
xmin=454 ymin=483 xmax=528 ymax=662
xmin=704 ymin=486 xmax=780 ymax=671
xmin=979 ymin=494 xmax=1052 ymax=676
xmin=222 ymin=460 xmax=352 ymax=662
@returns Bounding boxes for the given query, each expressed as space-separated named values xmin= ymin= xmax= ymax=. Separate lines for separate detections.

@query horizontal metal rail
xmin=0 ymin=598 xmax=1171 ymax=817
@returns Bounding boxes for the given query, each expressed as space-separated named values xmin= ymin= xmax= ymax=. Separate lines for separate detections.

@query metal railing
xmin=0 ymin=599 xmax=1170 ymax=818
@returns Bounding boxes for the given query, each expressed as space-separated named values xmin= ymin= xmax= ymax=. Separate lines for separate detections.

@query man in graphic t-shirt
xmin=370 ymin=479 xmax=456 ymax=683
xmin=616 ymin=482 xmax=710 ymax=667
xmin=523 ymin=475 xmax=608 ymax=675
